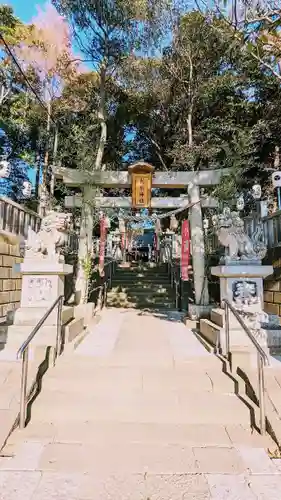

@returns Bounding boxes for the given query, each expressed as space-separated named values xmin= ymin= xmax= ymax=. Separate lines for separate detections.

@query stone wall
xmin=0 ymin=242 xmax=22 ymax=322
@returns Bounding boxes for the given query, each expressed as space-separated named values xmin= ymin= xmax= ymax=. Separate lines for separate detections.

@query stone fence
xmin=0 ymin=196 xmax=41 ymax=237
xmin=0 ymin=197 xmax=41 ymax=322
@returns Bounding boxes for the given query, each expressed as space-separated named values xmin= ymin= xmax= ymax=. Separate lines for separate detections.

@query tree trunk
xmin=39 ymin=100 xmax=52 ymax=216
xmin=94 ymin=65 xmax=107 ymax=171
xmin=50 ymin=127 xmax=59 ymax=198
xmin=187 ymin=52 xmax=193 ymax=150
xmin=274 ymin=145 xmax=280 ymax=168
xmin=35 ymin=151 xmax=41 ymax=202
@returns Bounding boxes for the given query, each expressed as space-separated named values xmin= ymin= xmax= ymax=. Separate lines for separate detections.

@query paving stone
xmin=207 ymin=474 xmax=256 ymax=500
xmin=145 ymin=473 xmax=211 ymax=500
xmin=248 ymin=474 xmax=281 ymax=499
xmin=194 ymin=447 xmax=245 ymax=474
xmin=53 ymin=422 xmax=231 ymax=447
xmin=31 ymin=472 xmax=84 ymax=500
xmin=38 ymin=442 xmax=199 ymax=474
xmin=81 ymin=474 xmax=146 ymax=500
xmin=0 ymin=442 xmax=45 ymax=471
xmin=237 ymin=447 xmax=280 ymax=474
xmin=0 ymin=471 xmax=41 ymax=500
xmin=226 ymin=426 xmax=274 ymax=449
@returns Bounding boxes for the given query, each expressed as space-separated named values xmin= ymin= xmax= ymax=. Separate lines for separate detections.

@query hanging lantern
xmin=0 ymin=160 xmax=11 ymax=179
xmin=170 ymin=214 xmax=178 ymax=232
xmin=203 ymin=217 xmax=209 ymax=230
xmin=118 ymin=217 xmax=125 ymax=233
xmin=236 ymin=194 xmax=244 ymax=211
xmin=22 ymin=180 xmax=32 ymax=198
xmin=104 ymin=216 xmax=111 ymax=229
xmin=155 ymin=218 xmax=161 ymax=233
xmin=252 ymin=184 xmax=262 ymax=200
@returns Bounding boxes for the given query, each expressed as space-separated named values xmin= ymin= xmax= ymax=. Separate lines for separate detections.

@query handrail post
xmin=109 ymin=261 xmax=112 ymax=289
xmin=258 ymin=353 xmax=266 ymax=435
xmin=175 ymin=280 xmax=179 ymax=310
xmin=225 ymin=302 xmax=230 ymax=359
xmin=55 ymin=297 xmax=63 ymax=365
xmin=19 ymin=347 xmax=29 ymax=429
xmin=104 ymin=280 xmax=108 ymax=308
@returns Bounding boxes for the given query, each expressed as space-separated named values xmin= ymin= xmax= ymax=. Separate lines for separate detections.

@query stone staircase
xmin=107 ymin=262 xmax=176 ymax=310
xmin=0 ymin=304 xmax=86 ymax=455
xmin=1 ymin=308 xmax=281 ymax=499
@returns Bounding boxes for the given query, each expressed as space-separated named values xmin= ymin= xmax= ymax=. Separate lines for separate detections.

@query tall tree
xmin=16 ymin=1 xmax=78 ymax=213
xmin=53 ymin=0 xmax=170 ymax=173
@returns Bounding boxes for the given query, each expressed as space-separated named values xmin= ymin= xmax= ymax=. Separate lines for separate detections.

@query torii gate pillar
xmin=188 ymin=182 xmax=209 ymax=318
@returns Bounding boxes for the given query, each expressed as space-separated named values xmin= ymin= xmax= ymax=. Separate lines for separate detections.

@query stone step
xmin=10 ymin=421 xmax=272 ymax=448
xmin=211 ymin=308 xmax=224 ymax=328
xmin=106 ymin=301 xmax=176 ymax=310
xmin=111 ymin=284 xmax=173 ymax=292
xmin=107 ymin=295 xmax=175 ymax=304
xmin=109 ymin=287 xmax=174 ymax=296
xmin=42 ymin=368 xmax=236 ymax=395
xmin=30 ymin=390 xmax=252 ymax=425
xmin=211 ymin=307 xmax=242 ymax=330
xmin=64 ymin=317 xmax=84 ymax=343
xmin=200 ymin=318 xmax=221 ymax=348
xmin=114 ymin=271 xmax=169 ymax=280
xmin=1 ymin=317 xmax=84 ymax=350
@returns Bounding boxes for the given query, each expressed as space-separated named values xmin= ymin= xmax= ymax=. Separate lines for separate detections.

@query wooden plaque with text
xmin=128 ymin=162 xmax=155 ymax=209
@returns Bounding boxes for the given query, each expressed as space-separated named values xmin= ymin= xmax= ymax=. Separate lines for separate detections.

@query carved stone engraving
xmin=27 ymin=277 xmax=53 ymax=304
xmin=232 ymin=280 xmax=258 ymax=306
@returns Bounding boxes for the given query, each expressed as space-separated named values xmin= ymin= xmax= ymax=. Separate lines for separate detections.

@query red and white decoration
xmin=181 ymin=220 xmax=190 ymax=281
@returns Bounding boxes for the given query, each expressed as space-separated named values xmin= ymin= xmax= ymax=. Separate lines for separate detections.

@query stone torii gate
xmin=55 ymin=163 xmax=226 ymax=316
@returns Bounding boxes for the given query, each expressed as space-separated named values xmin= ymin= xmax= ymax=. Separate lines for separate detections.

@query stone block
xmin=0 ymin=268 xmax=10 ymax=279
xmin=16 ymin=279 xmax=22 ymax=290
xmin=264 ymin=302 xmax=279 ymax=315
xmin=0 ymin=292 xmax=10 ymax=305
xmin=3 ymin=280 xmax=16 ymax=292
xmin=64 ymin=317 xmax=84 ymax=343
xmin=0 ymin=242 xmax=9 ymax=254
xmin=264 ymin=291 xmax=273 ymax=302
xmin=274 ymin=292 xmax=281 ymax=303
xmin=2 ymin=255 xmax=14 ymax=267
xmin=264 ymin=280 xmax=281 ymax=292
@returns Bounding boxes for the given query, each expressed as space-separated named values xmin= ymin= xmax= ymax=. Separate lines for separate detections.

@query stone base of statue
xmin=210 ymin=263 xmax=273 ymax=364
xmin=0 ymin=260 xmax=73 ymax=351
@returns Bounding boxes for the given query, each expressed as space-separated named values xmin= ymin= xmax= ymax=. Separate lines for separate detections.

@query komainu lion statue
xmin=212 ymin=207 xmax=267 ymax=263
xmin=25 ymin=209 xmax=71 ymax=261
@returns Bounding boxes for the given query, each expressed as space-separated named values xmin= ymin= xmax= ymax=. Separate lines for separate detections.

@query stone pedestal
xmin=9 ymin=260 xmax=73 ymax=347
xmin=211 ymin=263 xmax=273 ymax=360
xmin=212 ymin=265 xmax=273 ymax=310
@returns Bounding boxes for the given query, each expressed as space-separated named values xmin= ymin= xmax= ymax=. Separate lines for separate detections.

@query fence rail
xmin=0 ymin=197 xmax=41 ymax=238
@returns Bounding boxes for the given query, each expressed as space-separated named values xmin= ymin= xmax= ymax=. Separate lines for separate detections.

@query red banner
xmin=181 ymin=220 xmax=190 ymax=281
xmin=99 ymin=215 xmax=107 ymax=277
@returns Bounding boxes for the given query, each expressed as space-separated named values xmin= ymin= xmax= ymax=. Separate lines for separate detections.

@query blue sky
xmin=7 ymin=0 xmax=45 ymax=22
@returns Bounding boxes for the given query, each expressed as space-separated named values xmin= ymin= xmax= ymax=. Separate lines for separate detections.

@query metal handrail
xmin=92 ymin=259 xmax=116 ymax=309
xmin=17 ymin=294 xmax=64 ymax=429
xmin=168 ymin=259 xmax=181 ymax=310
xmin=223 ymin=298 xmax=269 ymax=435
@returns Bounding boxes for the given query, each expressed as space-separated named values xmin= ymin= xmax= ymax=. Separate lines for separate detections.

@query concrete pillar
xmin=188 ymin=182 xmax=209 ymax=306
xmin=75 ymin=186 xmax=94 ymax=304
